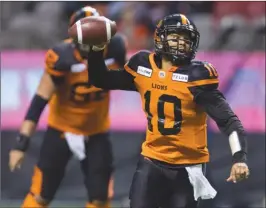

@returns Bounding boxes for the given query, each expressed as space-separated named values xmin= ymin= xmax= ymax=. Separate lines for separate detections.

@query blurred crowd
xmin=1 ymin=1 xmax=265 ymax=51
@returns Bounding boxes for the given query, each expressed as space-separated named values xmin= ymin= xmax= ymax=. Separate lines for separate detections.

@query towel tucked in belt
xmin=64 ymin=132 xmax=86 ymax=160
xmin=185 ymin=164 xmax=217 ymax=201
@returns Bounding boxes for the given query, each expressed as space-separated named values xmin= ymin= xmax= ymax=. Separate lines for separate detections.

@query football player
xmin=86 ymin=14 xmax=250 ymax=208
xmin=8 ymin=6 xmax=126 ymax=208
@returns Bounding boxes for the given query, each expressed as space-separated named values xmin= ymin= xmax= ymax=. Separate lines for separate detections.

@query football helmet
xmin=154 ymin=14 xmax=200 ymax=65
xmin=69 ymin=6 xmax=100 ymax=27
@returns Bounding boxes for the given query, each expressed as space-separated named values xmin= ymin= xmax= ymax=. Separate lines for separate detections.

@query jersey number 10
xmin=144 ymin=91 xmax=182 ymax=136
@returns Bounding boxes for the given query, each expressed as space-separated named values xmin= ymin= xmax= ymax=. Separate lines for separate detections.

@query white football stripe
xmin=105 ymin=21 xmax=111 ymax=42
xmin=76 ymin=20 xmax=83 ymax=44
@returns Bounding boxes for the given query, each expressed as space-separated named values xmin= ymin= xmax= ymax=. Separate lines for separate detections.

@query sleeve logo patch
xmin=105 ymin=58 xmax=115 ymax=66
xmin=71 ymin=63 xmax=87 ymax=73
xmin=172 ymin=73 xmax=188 ymax=82
xmin=137 ymin=66 xmax=152 ymax=77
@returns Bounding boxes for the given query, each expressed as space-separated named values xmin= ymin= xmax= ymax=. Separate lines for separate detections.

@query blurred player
xmin=8 ymin=6 xmax=126 ymax=208
xmin=86 ymin=14 xmax=250 ymax=208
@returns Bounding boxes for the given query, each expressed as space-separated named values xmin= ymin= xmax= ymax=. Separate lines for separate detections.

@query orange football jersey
xmin=124 ymin=51 xmax=219 ymax=165
xmin=45 ymin=37 xmax=125 ymax=136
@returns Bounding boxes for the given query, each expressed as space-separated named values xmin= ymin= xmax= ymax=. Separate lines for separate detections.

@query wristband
xmin=13 ymin=134 xmax=30 ymax=152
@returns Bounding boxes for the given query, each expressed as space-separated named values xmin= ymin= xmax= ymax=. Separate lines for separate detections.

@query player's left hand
xmin=226 ymin=162 xmax=250 ymax=183
xmin=9 ymin=149 xmax=25 ymax=172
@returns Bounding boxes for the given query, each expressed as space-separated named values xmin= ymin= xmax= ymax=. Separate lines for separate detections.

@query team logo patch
xmin=71 ymin=63 xmax=86 ymax=73
xmin=105 ymin=58 xmax=115 ymax=66
xmin=158 ymin=71 xmax=166 ymax=78
xmin=137 ymin=66 xmax=152 ymax=77
xmin=172 ymin=73 xmax=188 ymax=82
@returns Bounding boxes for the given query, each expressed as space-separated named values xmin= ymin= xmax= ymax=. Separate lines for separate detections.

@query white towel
xmin=64 ymin=132 xmax=86 ymax=160
xmin=185 ymin=164 xmax=217 ymax=201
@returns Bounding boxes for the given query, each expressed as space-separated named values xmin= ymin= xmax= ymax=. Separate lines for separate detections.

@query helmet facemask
xmin=155 ymin=25 xmax=200 ymax=65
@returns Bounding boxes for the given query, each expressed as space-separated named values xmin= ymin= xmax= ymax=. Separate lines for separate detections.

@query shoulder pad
xmin=45 ymin=41 xmax=77 ymax=76
xmin=189 ymin=60 xmax=219 ymax=82
xmin=104 ymin=33 xmax=127 ymax=67
xmin=108 ymin=33 xmax=125 ymax=49
xmin=124 ymin=50 xmax=151 ymax=76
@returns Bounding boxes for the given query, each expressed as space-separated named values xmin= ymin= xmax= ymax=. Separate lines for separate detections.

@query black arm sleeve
xmin=24 ymin=94 xmax=48 ymax=123
xmin=189 ymin=84 xmax=247 ymax=162
xmin=87 ymin=50 xmax=136 ymax=91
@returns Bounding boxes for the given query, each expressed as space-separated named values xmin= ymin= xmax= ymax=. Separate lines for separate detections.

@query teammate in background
xmin=8 ymin=6 xmax=126 ymax=208
xmin=86 ymin=14 xmax=250 ymax=208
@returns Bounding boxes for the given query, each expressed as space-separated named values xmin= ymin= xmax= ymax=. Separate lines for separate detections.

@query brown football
xmin=68 ymin=16 xmax=117 ymax=45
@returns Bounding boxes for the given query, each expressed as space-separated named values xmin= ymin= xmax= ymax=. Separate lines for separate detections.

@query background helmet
xmin=154 ymin=14 xmax=200 ymax=65
xmin=69 ymin=6 xmax=100 ymax=27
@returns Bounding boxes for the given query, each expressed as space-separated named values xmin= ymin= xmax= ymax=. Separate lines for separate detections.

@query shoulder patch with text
xmin=172 ymin=73 xmax=188 ymax=82
xmin=137 ymin=66 xmax=152 ymax=77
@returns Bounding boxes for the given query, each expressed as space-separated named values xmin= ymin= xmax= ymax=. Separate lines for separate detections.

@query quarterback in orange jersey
xmin=8 ymin=6 xmax=126 ymax=208
xmin=87 ymin=14 xmax=250 ymax=208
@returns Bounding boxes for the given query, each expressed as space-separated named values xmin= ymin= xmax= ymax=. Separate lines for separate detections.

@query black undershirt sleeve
xmin=87 ymin=50 xmax=136 ymax=91
xmin=189 ymin=84 xmax=247 ymax=162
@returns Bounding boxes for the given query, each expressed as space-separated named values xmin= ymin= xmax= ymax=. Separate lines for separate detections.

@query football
xmin=68 ymin=16 xmax=117 ymax=45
